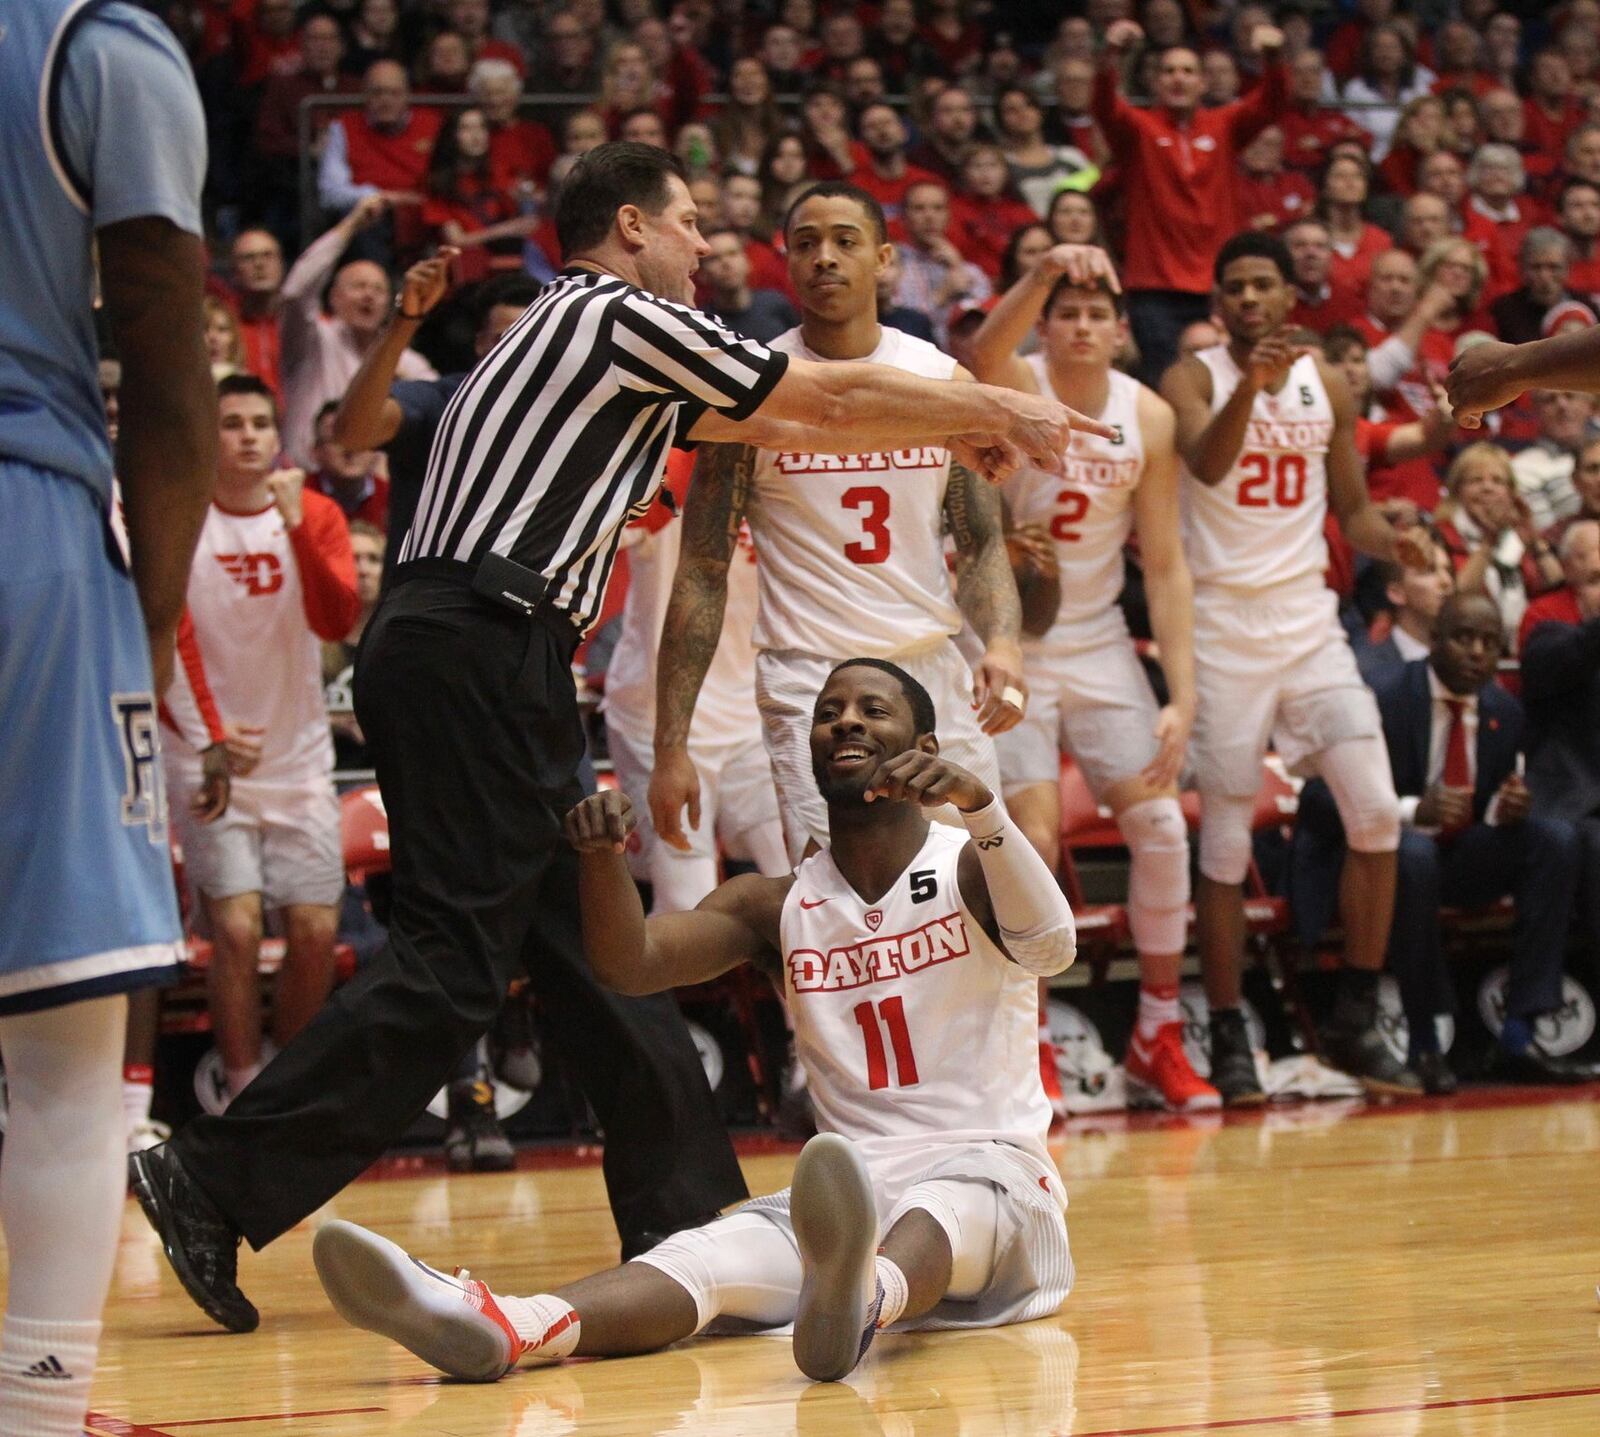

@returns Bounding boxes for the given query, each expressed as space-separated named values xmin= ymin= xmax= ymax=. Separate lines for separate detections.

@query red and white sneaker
xmin=1039 ymin=1037 xmax=1069 ymax=1122
xmin=1124 ymin=1023 xmax=1222 ymax=1112
xmin=313 ymin=1219 xmax=530 ymax=1381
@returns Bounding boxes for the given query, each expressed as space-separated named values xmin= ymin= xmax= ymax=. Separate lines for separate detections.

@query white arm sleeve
xmin=961 ymin=799 xmax=1077 ymax=976
xmin=1367 ymin=334 xmax=1417 ymax=393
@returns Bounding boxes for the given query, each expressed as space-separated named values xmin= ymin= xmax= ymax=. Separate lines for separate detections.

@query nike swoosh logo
xmin=799 ymin=896 xmax=830 ymax=909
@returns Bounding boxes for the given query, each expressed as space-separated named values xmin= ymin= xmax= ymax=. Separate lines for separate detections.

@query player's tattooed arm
xmin=947 ymin=461 xmax=1029 ymax=733
xmin=651 ymin=442 xmax=756 ymax=850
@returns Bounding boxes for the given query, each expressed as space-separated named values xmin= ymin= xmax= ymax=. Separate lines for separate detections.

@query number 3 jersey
xmin=780 ymin=823 xmax=1053 ymax=1203
xmin=1002 ymin=361 xmax=1146 ymax=646
xmin=746 ymin=326 xmax=961 ymax=658
xmin=1181 ymin=344 xmax=1334 ymax=594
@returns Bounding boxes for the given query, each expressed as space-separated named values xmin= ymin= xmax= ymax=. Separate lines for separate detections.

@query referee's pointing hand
xmin=1000 ymin=391 xmax=1117 ymax=477
xmin=564 ymin=790 xmax=637 ymax=855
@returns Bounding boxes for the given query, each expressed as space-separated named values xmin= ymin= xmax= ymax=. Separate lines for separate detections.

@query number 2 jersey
xmin=780 ymin=823 xmax=1054 ymax=1206
xmin=1002 ymin=361 xmax=1147 ymax=646
xmin=746 ymin=326 xmax=961 ymax=658
xmin=1181 ymin=344 xmax=1334 ymax=594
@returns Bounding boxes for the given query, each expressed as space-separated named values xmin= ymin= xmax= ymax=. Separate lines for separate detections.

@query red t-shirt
xmin=848 ymin=159 xmax=942 ymax=226
xmin=948 ymin=191 xmax=1040 ymax=281
xmin=1329 ymin=223 xmax=1393 ymax=299
xmin=1518 ymin=585 xmax=1582 ymax=651
xmin=1281 ymin=106 xmax=1372 ymax=174
xmin=488 ymin=119 xmax=556 ymax=188
xmin=1234 ymin=168 xmax=1316 ymax=231
xmin=421 ymin=171 xmax=519 ymax=235
xmin=343 ymin=109 xmax=443 ymax=195
xmin=1092 ymin=61 xmax=1289 ymax=293
xmin=1289 ymin=284 xmax=1365 ymax=334
xmin=237 ymin=311 xmax=282 ymax=398
xmin=1523 ymin=97 xmax=1586 ymax=164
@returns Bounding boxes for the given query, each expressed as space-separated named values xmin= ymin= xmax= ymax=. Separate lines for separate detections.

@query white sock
xmin=0 ymin=1316 xmax=99 ymax=1437
xmin=493 ymin=1293 xmax=581 ymax=1365
xmin=1136 ymin=983 xmax=1181 ymax=1041
xmin=121 ymin=1074 xmax=153 ymax=1134
xmin=873 ymin=1256 xmax=909 ymax=1329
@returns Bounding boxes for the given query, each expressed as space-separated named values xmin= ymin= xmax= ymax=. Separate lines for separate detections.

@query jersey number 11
xmin=853 ymin=996 xmax=921 ymax=1090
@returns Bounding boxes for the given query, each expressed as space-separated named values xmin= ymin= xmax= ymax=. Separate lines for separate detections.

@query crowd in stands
xmin=119 ymin=0 xmax=1600 ymax=1129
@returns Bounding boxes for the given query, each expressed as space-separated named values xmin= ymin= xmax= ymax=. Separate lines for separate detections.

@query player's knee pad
xmin=891 ymin=1177 xmax=1000 ymax=1301
xmin=1119 ymin=797 xmax=1191 ymax=956
xmin=1196 ymin=794 xmax=1256 ymax=886
xmin=1318 ymin=736 xmax=1401 ymax=854
xmin=629 ymin=1210 xmax=800 ymax=1332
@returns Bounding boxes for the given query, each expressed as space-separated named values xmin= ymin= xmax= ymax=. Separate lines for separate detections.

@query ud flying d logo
xmin=217 ymin=551 xmax=284 ymax=596
xmin=110 ymin=694 xmax=167 ymax=845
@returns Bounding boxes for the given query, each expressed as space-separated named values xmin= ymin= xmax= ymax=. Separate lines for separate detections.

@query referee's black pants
xmin=175 ymin=576 xmax=748 ymax=1251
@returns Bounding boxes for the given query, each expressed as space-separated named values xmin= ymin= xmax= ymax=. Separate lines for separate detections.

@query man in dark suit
xmin=1355 ymin=542 xmax=1456 ymax=688
xmin=1520 ymin=520 xmax=1600 ymax=950
xmin=1293 ymin=594 xmax=1589 ymax=1092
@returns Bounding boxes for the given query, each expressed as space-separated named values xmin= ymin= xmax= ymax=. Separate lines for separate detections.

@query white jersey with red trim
xmin=602 ymin=511 xmax=762 ymax=749
xmin=166 ymin=501 xmax=333 ymax=785
xmin=747 ymin=326 xmax=961 ymax=658
xmin=1181 ymin=344 xmax=1334 ymax=593
xmin=781 ymin=823 xmax=1053 ymax=1200
xmin=1003 ymin=361 xmax=1146 ymax=641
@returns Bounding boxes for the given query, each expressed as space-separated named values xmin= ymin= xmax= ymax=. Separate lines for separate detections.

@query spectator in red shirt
xmin=849 ymin=102 xmax=941 ymax=228
xmin=421 ymin=107 xmax=535 ymax=262
xmin=1282 ymin=49 xmax=1371 ymax=175
xmin=1093 ymin=16 xmax=1288 ymax=382
xmin=948 ymin=143 xmax=1038 ymax=281
xmin=318 ymin=61 xmax=441 ymax=219
xmin=1236 ymin=125 xmax=1315 ymax=231
xmin=1320 ymin=151 xmax=1394 ymax=298
xmin=717 ymin=172 xmax=790 ymax=294
xmin=1558 ymin=179 xmax=1600 ymax=297
xmin=1462 ymin=143 xmax=1542 ymax=297
xmin=229 ymin=230 xmax=286 ymax=396
xmin=309 ymin=401 xmax=390 ymax=531
xmin=1481 ymin=87 xmax=1558 ymax=188
xmin=1525 ymin=49 xmax=1584 ymax=165
xmin=907 ymin=84 xmax=981 ymax=185
xmin=445 ymin=0 xmax=526 ymax=76
xmin=920 ymin=0 xmax=986 ymax=77
xmin=800 ymin=83 xmax=864 ymax=181
xmin=1401 ymin=192 xmax=1454 ymax=259
xmin=1418 ymin=151 xmax=1469 ymax=216
xmin=1377 ymin=95 xmax=1450 ymax=197
xmin=468 ymin=59 xmax=556 ymax=192
xmin=1430 ymin=21 xmax=1495 ymax=98
xmin=1287 ymin=217 xmax=1365 ymax=333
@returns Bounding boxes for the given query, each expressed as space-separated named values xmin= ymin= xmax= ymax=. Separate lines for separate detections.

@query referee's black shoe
xmin=129 ymin=1144 xmax=259 ymax=1333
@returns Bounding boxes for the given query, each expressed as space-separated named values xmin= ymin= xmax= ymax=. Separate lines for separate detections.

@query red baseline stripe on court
xmin=1074 ymin=1384 xmax=1600 ymax=1436
xmin=87 ymin=1409 xmax=383 ymax=1435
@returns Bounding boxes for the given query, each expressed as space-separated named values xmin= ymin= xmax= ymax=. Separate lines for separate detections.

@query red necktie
xmin=1441 ymin=698 xmax=1471 ymax=833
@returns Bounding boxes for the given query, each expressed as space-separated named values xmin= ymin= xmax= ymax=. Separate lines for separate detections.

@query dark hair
xmin=784 ymin=180 xmax=888 ymax=246
xmin=994 ymin=85 xmax=1043 ymax=137
xmin=1321 ymin=322 xmax=1368 ymax=362
xmin=617 ymin=105 xmax=667 ymax=137
xmin=1213 ymin=229 xmax=1294 ymax=284
xmin=217 ymin=372 xmax=278 ymax=422
xmin=315 ymin=399 xmax=341 ymax=428
xmin=555 ymin=141 xmax=687 ymax=258
xmin=997 ymin=222 xmax=1049 ymax=292
xmin=824 ymin=658 xmax=937 ymax=735
xmin=1558 ymin=177 xmax=1600 ymax=209
xmin=476 ymin=273 xmax=542 ymax=319
xmin=1045 ymin=271 xmax=1126 ymax=316
xmin=425 ymin=107 xmax=490 ymax=197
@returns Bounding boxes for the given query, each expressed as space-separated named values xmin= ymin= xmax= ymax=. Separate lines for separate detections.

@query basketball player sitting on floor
xmin=312 ymin=658 xmax=1076 ymax=1385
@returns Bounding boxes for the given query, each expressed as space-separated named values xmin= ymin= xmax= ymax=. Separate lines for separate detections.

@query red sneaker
xmin=1125 ymin=1023 xmax=1222 ymax=1112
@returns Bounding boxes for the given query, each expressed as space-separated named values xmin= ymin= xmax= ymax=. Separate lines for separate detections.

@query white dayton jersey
xmin=747 ymin=326 xmax=961 ymax=658
xmin=165 ymin=499 xmax=338 ymax=785
xmin=602 ymin=511 xmax=762 ymax=751
xmin=1181 ymin=345 xmax=1335 ymax=592
xmin=1003 ymin=360 xmax=1146 ymax=640
xmin=781 ymin=824 xmax=1053 ymax=1207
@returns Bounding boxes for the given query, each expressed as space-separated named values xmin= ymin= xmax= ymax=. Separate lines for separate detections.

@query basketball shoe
xmin=1124 ymin=1023 xmax=1222 ymax=1112
xmin=1208 ymin=1008 xmax=1266 ymax=1108
xmin=444 ymin=1079 xmax=514 ymax=1173
xmin=313 ymin=1220 xmax=535 ymax=1382
xmin=790 ymin=1134 xmax=884 ymax=1382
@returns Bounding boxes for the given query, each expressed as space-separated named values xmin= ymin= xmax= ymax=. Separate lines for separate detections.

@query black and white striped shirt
xmin=398 ymin=267 xmax=789 ymax=631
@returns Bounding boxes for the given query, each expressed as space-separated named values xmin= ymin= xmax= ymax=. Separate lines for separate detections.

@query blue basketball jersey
xmin=0 ymin=0 xmax=205 ymax=502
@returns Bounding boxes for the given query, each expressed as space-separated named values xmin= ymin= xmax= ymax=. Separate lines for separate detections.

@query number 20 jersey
xmin=781 ymin=824 xmax=1053 ymax=1202
xmin=746 ymin=326 xmax=961 ymax=658
xmin=1180 ymin=344 xmax=1334 ymax=593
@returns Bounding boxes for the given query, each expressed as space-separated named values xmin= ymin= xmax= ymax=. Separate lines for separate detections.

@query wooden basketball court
xmin=15 ymin=1089 xmax=1600 ymax=1436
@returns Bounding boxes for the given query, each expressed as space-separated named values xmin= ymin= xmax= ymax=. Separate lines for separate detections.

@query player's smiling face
xmin=1041 ymin=285 xmax=1123 ymax=368
xmin=786 ymin=195 xmax=889 ymax=320
xmin=809 ymin=666 xmax=929 ymax=805
xmin=1217 ymin=256 xmax=1292 ymax=344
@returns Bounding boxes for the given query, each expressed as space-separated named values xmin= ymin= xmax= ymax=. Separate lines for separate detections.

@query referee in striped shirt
xmin=133 ymin=143 xmax=1103 ymax=1333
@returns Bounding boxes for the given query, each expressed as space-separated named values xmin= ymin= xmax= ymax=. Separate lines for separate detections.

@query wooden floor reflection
xmin=17 ymin=1088 xmax=1600 ymax=1435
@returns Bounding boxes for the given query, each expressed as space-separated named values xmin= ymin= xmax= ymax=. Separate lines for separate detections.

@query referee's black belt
xmin=391 ymin=555 xmax=584 ymax=651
